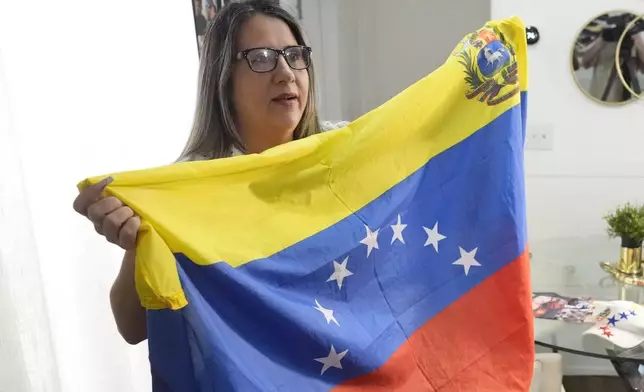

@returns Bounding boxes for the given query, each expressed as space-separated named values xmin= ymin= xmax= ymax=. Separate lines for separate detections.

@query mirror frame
xmin=570 ymin=10 xmax=639 ymax=106
xmin=615 ymin=13 xmax=644 ymax=101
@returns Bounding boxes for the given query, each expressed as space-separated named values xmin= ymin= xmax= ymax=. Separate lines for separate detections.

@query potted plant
xmin=604 ymin=203 xmax=644 ymax=274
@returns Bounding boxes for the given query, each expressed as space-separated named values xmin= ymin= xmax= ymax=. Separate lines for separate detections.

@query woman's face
xmin=232 ymin=14 xmax=309 ymax=153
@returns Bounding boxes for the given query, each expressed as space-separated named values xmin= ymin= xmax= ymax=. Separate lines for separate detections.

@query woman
xmin=72 ymin=0 xmax=345 ymax=345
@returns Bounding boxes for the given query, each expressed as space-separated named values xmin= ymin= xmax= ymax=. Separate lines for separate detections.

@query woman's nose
xmin=272 ymin=56 xmax=295 ymax=83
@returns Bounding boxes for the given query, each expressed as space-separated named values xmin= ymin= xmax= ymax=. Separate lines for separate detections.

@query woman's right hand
xmin=73 ymin=177 xmax=141 ymax=250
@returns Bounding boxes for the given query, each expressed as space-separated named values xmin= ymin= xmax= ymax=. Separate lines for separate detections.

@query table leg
xmin=609 ymin=357 xmax=644 ymax=392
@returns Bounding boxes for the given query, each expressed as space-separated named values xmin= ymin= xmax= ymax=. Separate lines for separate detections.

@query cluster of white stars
xmin=356 ymin=214 xmax=481 ymax=276
xmin=312 ymin=213 xmax=482 ymax=375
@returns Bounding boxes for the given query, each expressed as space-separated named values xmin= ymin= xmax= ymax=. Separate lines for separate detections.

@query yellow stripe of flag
xmin=79 ymin=17 xmax=527 ymax=309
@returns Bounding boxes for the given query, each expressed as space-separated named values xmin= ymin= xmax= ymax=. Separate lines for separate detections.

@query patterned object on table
xmin=583 ymin=301 xmax=644 ymax=349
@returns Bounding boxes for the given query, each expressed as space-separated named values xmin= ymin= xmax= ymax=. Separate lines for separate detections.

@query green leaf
xmin=603 ymin=202 xmax=644 ymax=244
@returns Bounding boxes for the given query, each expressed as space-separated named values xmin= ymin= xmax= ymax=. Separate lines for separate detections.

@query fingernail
xmin=96 ymin=176 xmax=113 ymax=190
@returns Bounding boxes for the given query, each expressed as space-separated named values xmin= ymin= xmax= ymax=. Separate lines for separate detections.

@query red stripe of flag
xmin=334 ymin=250 xmax=534 ymax=392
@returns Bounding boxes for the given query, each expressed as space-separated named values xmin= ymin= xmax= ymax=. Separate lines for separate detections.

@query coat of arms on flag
xmin=79 ymin=16 xmax=533 ymax=392
xmin=453 ymin=23 xmax=522 ymax=106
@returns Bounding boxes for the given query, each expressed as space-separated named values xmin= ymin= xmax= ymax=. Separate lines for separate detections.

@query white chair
xmin=531 ymin=353 xmax=566 ymax=392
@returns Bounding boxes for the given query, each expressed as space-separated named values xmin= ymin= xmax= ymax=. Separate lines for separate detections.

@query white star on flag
xmin=326 ymin=257 xmax=353 ymax=289
xmin=453 ymin=247 xmax=481 ymax=276
xmin=423 ymin=222 xmax=446 ymax=252
xmin=360 ymin=225 xmax=379 ymax=257
xmin=314 ymin=345 xmax=348 ymax=375
xmin=313 ymin=299 xmax=340 ymax=326
xmin=390 ymin=214 xmax=407 ymax=244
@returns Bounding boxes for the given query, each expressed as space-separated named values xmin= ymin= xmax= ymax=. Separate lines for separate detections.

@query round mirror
xmin=616 ymin=14 xmax=644 ymax=101
xmin=572 ymin=11 xmax=642 ymax=105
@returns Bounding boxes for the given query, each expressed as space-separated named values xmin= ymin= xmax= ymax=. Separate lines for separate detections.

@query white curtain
xmin=0 ymin=50 xmax=60 ymax=392
xmin=0 ymin=0 xmax=197 ymax=389
xmin=0 ymin=46 xmax=152 ymax=392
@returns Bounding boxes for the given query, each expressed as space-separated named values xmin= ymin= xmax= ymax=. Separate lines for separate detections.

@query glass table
xmin=532 ymin=256 xmax=644 ymax=391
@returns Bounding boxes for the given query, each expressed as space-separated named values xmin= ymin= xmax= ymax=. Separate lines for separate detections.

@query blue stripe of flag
xmin=148 ymin=92 xmax=528 ymax=392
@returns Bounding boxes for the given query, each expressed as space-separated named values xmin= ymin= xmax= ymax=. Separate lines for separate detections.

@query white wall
xmin=0 ymin=0 xmax=199 ymax=391
xmin=287 ymin=0 xmax=491 ymax=122
xmin=281 ymin=0 xmax=345 ymax=122
xmin=331 ymin=0 xmax=491 ymax=120
xmin=493 ymin=0 xmax=644 ymax=376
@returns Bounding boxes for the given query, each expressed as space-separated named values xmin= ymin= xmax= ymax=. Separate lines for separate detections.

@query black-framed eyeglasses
xmin=236 ymin=45 xmax=312 ymax=73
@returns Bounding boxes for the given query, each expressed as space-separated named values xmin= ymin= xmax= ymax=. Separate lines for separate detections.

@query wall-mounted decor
xmin=191 ymin=1 xmax=301 ymax=56
xmin=571 ymin=11 xmax=644 ymax=105
xmin=526 ymin=26 xmax=540 ymax=45
xmin=191 ymin=0 xmax=234 ymax=55
xmin=616 ymin=14 xmax=644 ymax=101
xmin=296 ymin=0 xmax=302 ymax=20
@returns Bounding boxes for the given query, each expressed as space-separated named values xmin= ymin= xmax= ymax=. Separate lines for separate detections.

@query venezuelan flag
xmin=80 ymin=17 xmax=533 ymax=392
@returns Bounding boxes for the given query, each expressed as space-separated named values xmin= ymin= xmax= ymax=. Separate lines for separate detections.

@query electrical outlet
xmin=525 ymin=123 xmax=554 ymax=150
